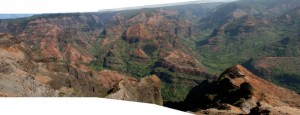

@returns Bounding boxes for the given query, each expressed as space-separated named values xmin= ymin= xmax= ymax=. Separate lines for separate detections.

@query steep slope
xmin=242 ymin=57 xmax=300 ymax=93
xmin=240 ymin=6 xmax=300 ymax=93
xmin=0 ymin=33 xmax=55 ymax=96
xmin=0 ymin=0 xmax=300 ymax=104
xmin=0 ymin=33 xmax=163 ymax=104
xmin=166 ymin=65 xmax=300 ymax=114
xmin=194 ymin=0 xmax=300 ymax=94
xmin=0 ymin=2 xmax=225 ymax=101
xmin=200 ymin=0 xmax=300 ymax=29
xmin=94 ymin=8 xmax=217 ymax=101
xmin=0 ymin=2 xmax=223 ymax=101
xmin=106 ymin=75 xmax=163 ymax=105
xmin=197 ymin=0 xmax=300 ymax=59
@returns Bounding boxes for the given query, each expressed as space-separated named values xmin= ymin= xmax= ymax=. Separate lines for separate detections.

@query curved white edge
xmin=0 ymin=98 xmax=192 ymax=115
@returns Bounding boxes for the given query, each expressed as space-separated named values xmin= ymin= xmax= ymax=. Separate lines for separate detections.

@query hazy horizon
xmin=0 ymin=0 xmax=237 ymax=14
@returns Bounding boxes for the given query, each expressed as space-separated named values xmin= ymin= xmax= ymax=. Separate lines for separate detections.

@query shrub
xmin=239 ymin=82 xmax=253 ymax=99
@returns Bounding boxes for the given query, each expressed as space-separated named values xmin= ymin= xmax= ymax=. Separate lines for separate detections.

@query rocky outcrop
xmin=0 ymin=33 xmax=56 ymax=96
xmin=122 ymin=24 xmax=152 ymax=44
xmin=106 ymin=75 xmax=163 ymax=105
xmin=130 ymin=48 xmax=150 ymax=62
xmin=154 ymin=50 xmax=207 ymax=76
xmin=224 ymin=17 xmax=257 ymax=36
xmin=249 ymin=102 xmax=300 ymax=115
xmin=9 ymin=14 xmax=102 ymax=64
xmin=219 ymin=65 xmax=300 ymax=112
xmin=165 ymin=65 xmax=300 ymax=114
xmin=155 ymin=59 xmax=204 ymax=76
xmin=119 ymin=9 xmax=193 ymax=44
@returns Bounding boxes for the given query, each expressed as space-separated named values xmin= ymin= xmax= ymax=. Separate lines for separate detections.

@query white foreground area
xmin=0 ymin=98 xmax=191 ymax=115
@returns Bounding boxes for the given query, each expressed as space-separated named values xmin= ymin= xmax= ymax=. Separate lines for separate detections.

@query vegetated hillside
xmin=241 ymin=7 xmax=300 ymax=93
xmin=0 ymin=2 xmax=222 ymax=101
xmin=0 ymin=0 xmax=299 ymax=105
xmin=195 ymin=0 xmax=300 ymax=94
xmin=0 ymin=33 xmax=163 ymax=105
xmin=197 ymin=0 xmax=300 ymax=70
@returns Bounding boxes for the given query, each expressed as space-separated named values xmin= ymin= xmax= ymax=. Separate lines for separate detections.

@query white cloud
xmin=0 ymin=0 xmax=237 ymax=14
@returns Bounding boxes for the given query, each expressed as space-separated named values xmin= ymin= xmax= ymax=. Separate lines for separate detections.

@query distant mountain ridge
xmin=0 ymin=14 xmax=33 ymax=19
xmin=98 ymin=1 xmax=227 ymax=12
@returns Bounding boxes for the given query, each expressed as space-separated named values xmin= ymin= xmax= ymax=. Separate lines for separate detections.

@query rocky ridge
xmin=165 ymin=65 xmax=300 ymax=114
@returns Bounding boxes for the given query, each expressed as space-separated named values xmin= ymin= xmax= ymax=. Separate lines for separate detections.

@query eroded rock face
xmin=14 ymin=15 xmax=100 ymax=64
xmin=155 ymin=50 xmax=206 ymax=76
xmin=0 ymin=33 xmax=163 ymax=105
xmin=0 ymin=34 xmax=56 ymax=96
xmin=123 ymin=24 xmax=152 ymax=44
xmin=130 ymin=48 xmax=150 ymax=62
xmin=0 ymin=8 xmax=212 ymax=102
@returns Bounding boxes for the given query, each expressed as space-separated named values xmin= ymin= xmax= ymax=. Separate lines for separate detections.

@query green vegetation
xmin=197 ymin=29 xmax=282 ymax=74
xmin=126 ymin=61 xmax=155 ymax=78
xmin=58 ymin=92 xmax=66 ymax=97
xmin=273 ymin=73 xmax=300 ymax=93
xmin=67 ymin=0 xmax=300 ymax=102
xmin=88 ymin=60 xmax=104 ymax=71
xmin=5 ymin=0 xmax=299 ymax=103
xmin=268 ymin=68 xmax=300 ymax=93
xmin=142 ymin=44 xmax=158 ymax=56
xmin=162 ymin=82 xmax=193 ymax=101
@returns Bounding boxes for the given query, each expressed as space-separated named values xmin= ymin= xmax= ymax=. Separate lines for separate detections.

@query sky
xmin=0 ymin=0 xmax=237 ymax=14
